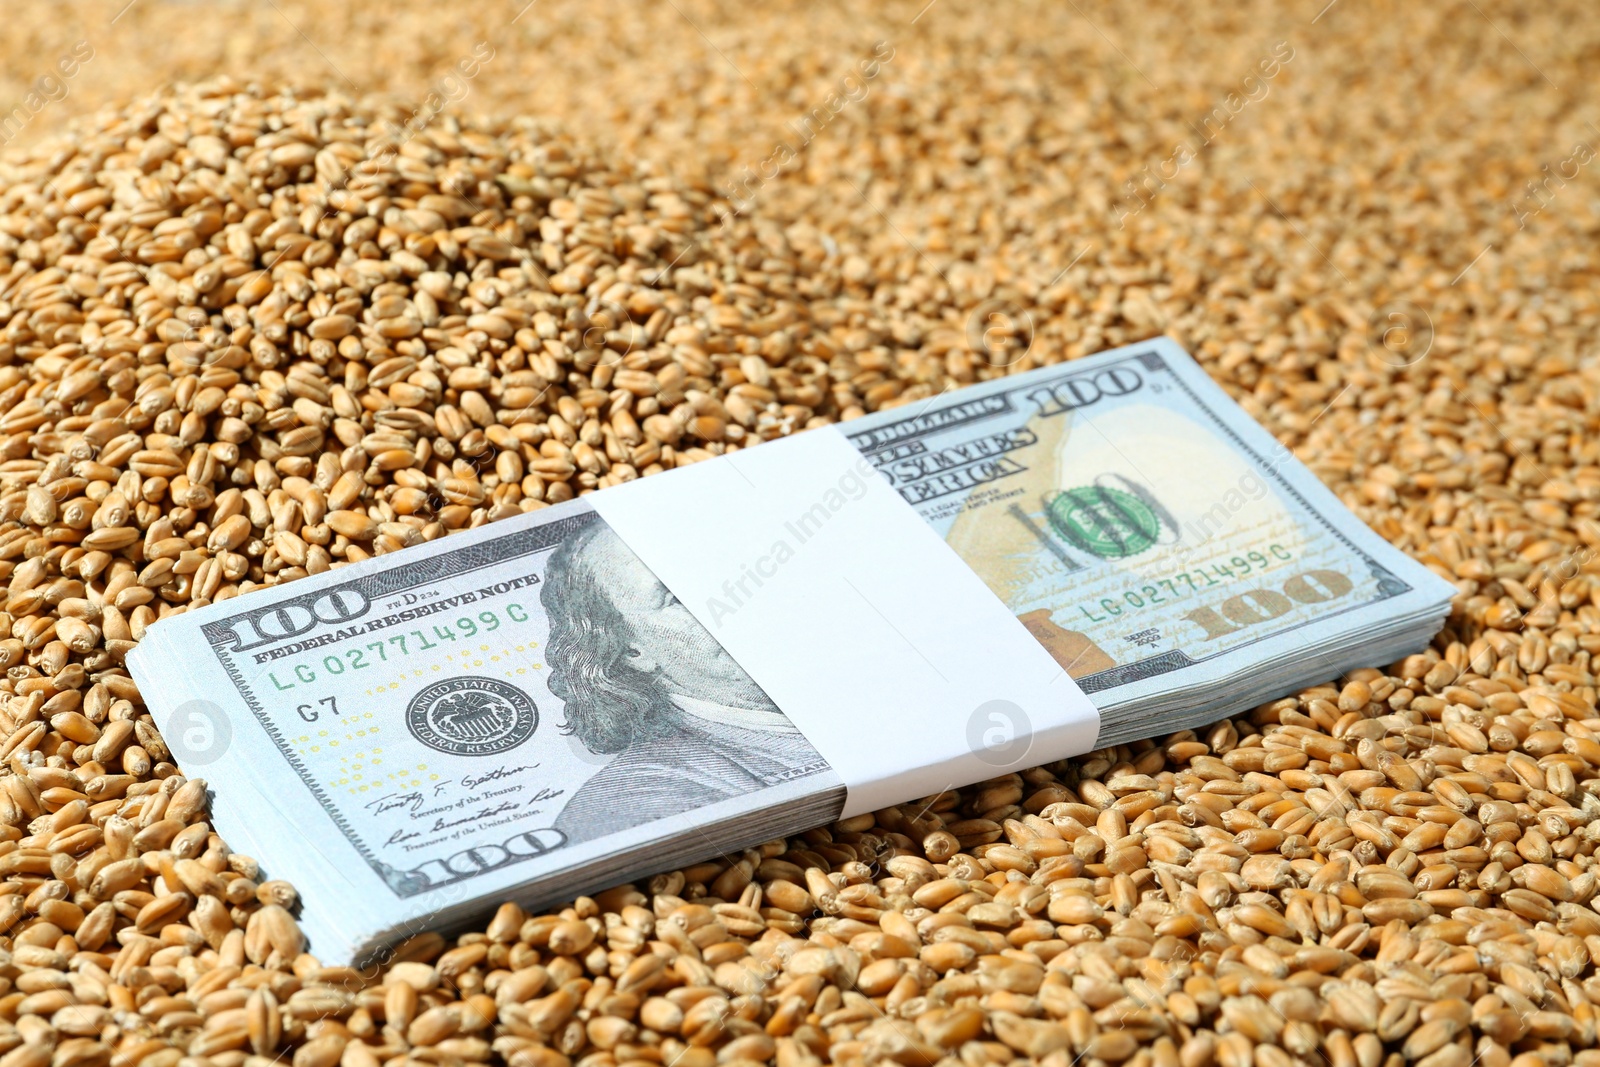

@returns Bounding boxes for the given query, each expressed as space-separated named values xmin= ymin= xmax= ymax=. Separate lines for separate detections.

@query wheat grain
xmin=0 ymin=2 xmax=1590 ymax=1066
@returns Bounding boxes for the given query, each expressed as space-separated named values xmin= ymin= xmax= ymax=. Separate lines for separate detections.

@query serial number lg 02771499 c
xmin=264 ymin=604 xmax=535 ymax=690
xmin=1075 ymin=543 xmax=1300 ymax=625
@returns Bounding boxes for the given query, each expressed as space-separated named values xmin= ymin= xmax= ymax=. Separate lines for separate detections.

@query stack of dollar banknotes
xmin=129 ymin=339 xmax=1457 ymax=964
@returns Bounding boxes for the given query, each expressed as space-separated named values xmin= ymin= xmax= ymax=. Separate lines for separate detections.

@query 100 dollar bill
xmin=137 ymin=505 xmax=840 ymax=904
xmin=844 ymin=345 xmax=1449 ymax=709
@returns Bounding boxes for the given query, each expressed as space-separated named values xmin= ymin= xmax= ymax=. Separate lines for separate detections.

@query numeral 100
xmin=1182 ymin=568 xmax=1354 ymax=640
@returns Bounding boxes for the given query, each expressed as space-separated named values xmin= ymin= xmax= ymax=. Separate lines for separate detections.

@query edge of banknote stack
xmin=128 ymin=338 xmax=1458 ymax=965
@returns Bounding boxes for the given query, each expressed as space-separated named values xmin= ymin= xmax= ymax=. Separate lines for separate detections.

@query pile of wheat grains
xmin=0 ymin=2 xmax=1597 ymax=1067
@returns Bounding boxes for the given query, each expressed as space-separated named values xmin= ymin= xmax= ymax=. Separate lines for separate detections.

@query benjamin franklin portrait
xmin=540 ymin=520 xmax=831 ymax=843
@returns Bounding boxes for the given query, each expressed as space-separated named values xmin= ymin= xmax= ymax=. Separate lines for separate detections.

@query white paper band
xmin=591 ymin=425 xmax=1100 ymax=816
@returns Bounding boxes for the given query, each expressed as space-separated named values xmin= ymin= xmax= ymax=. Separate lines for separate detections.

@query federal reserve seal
xmin=405 ymin=676 xmax=537 ymax=756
